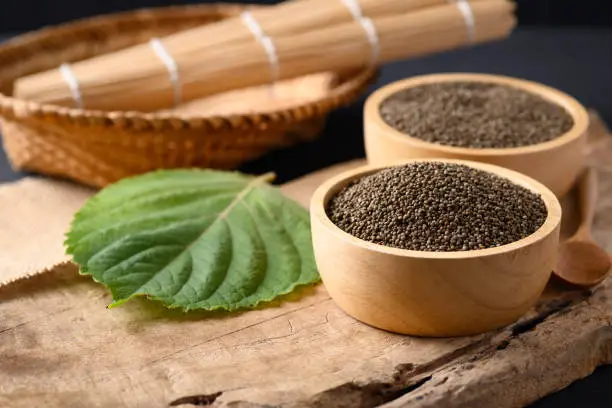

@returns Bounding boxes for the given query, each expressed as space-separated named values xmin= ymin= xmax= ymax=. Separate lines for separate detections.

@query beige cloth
xmin=0 ymin=178 xmax=92 ymax=284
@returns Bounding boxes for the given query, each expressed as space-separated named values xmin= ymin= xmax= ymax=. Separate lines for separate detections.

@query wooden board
xmin=1 ymin=113 xmax=612 ymax=408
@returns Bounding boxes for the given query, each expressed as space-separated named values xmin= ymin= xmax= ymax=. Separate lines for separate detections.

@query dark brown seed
xmin=325 ymin=162 xmax=548 ymax=252
xmin=379 ymin=82 xmax=574 ymax=148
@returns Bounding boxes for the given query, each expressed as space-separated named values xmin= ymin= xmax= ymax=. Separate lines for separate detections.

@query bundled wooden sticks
xmin=13 ymin=0 xmax=516 ymax=112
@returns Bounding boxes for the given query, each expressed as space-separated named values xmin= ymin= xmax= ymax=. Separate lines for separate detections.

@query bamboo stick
xmin=14 ymin=0 xmax=515 ymax=112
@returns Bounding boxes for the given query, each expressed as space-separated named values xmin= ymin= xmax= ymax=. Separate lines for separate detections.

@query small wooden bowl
xmin=364 ymin=73 xmax=590 ymax=198
xmin=310 ymin=158 xmax=562 ymax=337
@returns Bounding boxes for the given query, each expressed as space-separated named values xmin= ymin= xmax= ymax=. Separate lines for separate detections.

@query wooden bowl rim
xmin=311 ymin=158 xmax=562 ymax=260
xmin=365 ymin=72 xmax=589 ymax=156
xmin=0 ymin=3 xmax=376 ymax=129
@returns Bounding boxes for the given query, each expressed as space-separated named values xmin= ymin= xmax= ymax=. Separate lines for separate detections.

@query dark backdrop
xmin=2 ymin=0 xmax=612 ymax=32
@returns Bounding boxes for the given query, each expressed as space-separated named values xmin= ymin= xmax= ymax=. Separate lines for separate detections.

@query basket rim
xmin=0 ymin=3 xmax=377 ymax=130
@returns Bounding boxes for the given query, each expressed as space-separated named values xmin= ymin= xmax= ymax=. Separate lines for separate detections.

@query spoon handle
xmin=576 ymin=167 xmax=598 ymax=239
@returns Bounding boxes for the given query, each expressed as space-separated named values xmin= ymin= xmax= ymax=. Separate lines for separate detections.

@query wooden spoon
xmin=554 ymin=167 xmax=611 ymax=287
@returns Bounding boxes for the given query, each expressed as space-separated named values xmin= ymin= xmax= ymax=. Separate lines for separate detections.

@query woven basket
xmin=0 ymin=4 xmax=376 ymax=188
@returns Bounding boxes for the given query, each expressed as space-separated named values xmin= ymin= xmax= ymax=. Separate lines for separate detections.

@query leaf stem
xmin=260 ymin=172 xmax=276 ymax=184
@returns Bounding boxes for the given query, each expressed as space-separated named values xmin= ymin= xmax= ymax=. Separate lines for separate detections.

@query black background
xmin=1 ymin=0 xmax=612 ymax=31
xmin=1 ymin=1 xmax=612 ymax=407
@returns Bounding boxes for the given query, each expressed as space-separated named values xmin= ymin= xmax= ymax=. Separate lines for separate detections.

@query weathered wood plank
xmin=0 ymin=113 xmax=611 ymax=408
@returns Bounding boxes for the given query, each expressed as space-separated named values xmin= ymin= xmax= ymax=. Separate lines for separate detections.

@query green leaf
xmin=65 ymin=169 xmax=320 ymax=311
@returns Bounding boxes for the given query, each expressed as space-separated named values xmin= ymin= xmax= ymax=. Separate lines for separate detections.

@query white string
xmin=358 ymin=17 xmax=380 ymax=66
xmin=240 ymin=11 xmax=280 ymax=85
xmin=338 ymin=0 xmax=380 ymax=65
xmin=338 ymin=0 xmax=363 ymax=20
xmin=58 ymin=63 xmax=83 ymax=109
xmin=149 ymin=38 xmax=182 ymax=107
xmin=449 ymin=0 xmax=476 ymax=43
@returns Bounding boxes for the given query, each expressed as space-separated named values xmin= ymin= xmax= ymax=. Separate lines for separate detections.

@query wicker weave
xmin=0 ymin=4 xmax=376 ymax=188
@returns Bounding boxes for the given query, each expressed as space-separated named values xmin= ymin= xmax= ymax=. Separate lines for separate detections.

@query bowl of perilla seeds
xmin=364 ymin=73 xmax=590 ymax=197
xmin=310 ymin=159 xmax=562 ymax=337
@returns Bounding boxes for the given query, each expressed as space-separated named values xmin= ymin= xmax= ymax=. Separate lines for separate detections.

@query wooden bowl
xmin=310 ymin=158 xmax=562 ymax=337
xmin=364 ymin=73 xmax=589 ymax=198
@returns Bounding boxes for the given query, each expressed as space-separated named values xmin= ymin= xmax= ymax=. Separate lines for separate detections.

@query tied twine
xmin=240 ymin=10 xmax=280 ymax=96
xmin=59 ymin=38 xmax=183 ymax=109
xmin=149 ymin=38 xmax=182 ymax=107
xmin=59 ymin=63 xmax=84 ymax=109
xmin=338 ymin=0 xmax=380 ymax=66
xmin=449 ymin=0 xmax=476 ymax=43
xmin=57 ymin=1 xmax=474 ymax=109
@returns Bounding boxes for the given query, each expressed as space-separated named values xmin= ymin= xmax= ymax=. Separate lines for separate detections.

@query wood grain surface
xmin=0 ymin=113 xmax=611 ymax=408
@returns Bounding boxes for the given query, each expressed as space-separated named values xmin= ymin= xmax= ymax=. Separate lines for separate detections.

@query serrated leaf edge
xmin=65 ymin=170 xmax=321 ymax=312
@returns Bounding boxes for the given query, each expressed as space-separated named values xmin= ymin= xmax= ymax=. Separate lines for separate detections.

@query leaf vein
xmin=135 ymin=174 xmax=270 ymax=304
